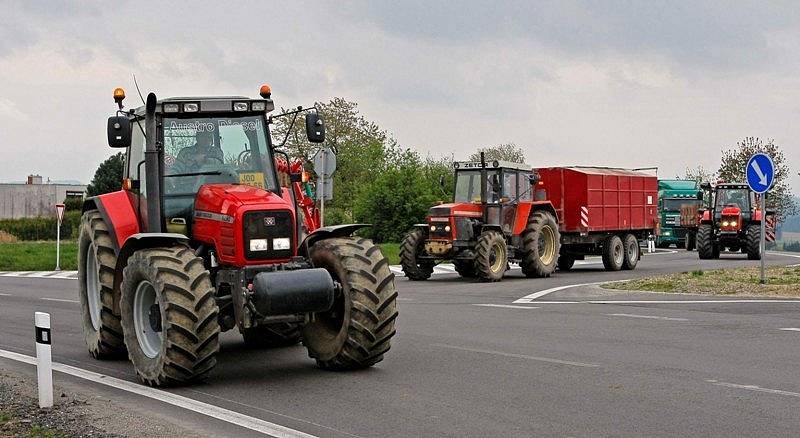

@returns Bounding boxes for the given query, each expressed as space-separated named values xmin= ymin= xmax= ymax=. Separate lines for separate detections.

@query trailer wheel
xmin=685 ymin=232 xmax=696 ymax=251
xmin=304 ymin=237 xmax=398 ymax=370
xmin=399 ymin=228 xmax=434 ymax=281
xmin=242 ymin=323 xmax=301 ymax=348
xmin=475 ymin=231 xmax=508 ymax=281
xmin=621 ymin=234 xmax=639 ymax=270
xmin=78 ymin=210 xmax=126 ymax=359
xmin=453 ymin=259 xmax=476 ymax=278
xmin=746 ymin=224 xmax=761 ymax=260
xmin=602 ymin=235 xmax=624 ymax=271
xmin=697 ymin=224 xmax=715 ymax=259
xmin=557 ymin=255 xmax=575 ymax=271
xmin=520 ymin=211 xmax=560 ymax=278
xmin=120 ymin=246 xmax=220 ymax=387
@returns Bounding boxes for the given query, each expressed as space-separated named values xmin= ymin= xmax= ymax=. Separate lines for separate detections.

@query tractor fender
xmin=512 ymin=201 xmax=558 ymax=235
xmin=299 ymin=224 xmax=371 ymax=257
xmin=700 ymin=209 xmax=712 ymax=224
xmin=111 ymin=233 xmax=190 ymax=314
xmin=82 ymin=191 xmax=140 ymax=253
xmin=479 ymin=224 xmax=503 ymax=235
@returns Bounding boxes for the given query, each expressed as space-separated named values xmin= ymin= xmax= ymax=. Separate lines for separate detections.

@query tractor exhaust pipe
xmin=479 ymin=151 xmax=488 ymax=223
xmin=144 ymin=93 xmax=162 ymax=233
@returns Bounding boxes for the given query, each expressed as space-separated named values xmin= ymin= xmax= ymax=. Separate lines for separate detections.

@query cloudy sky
xmin=1 ymin=1 xmax=798 ymax=192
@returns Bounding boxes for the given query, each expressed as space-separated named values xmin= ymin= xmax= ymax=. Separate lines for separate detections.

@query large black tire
xmin=399 ymin=228 xmax=434 ymax=281
xmin=520 ymin=211 xmax=560 ymax=278
xmin=602 ymin=235 xmax=624 ymax=271
xmin=242 ymin=323 xmax=301 ymax=348
xmin=453 ymin=259 xmax=476 ymax=278
xmin=78 ymin=210 xmax=125 ymax=359
xmin=304 ymin=237 xmax=398 ymax=370
xmin=685 ymin=231 xmax=696 ymax=251
xmin=557 ymin=255 xmax=575 ymax=271
xmin=697 ymin=224 xmax=715 ymax=260
xmin=746 ymin=224 xmax=761 ymax=260
xmin=120 ymin=246 xmax=220 ymax=386
xmin=475 ymin=231 xmax=508 ymax=282
xmin=622 ymin=234 xmax=639 ymax=270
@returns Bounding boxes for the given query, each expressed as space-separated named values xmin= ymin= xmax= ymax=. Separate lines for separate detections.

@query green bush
xmin=0 ymin=211 xmax=81 ymax=241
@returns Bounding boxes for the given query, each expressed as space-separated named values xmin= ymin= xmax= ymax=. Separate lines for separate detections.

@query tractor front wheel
xmin=697 ymin=224 xmax=715 ymax=259
xmin=685 ymin=231 xmax=696 ymax=251
xmin=120 ymin=246 xmax=220 ymax=386
xmin=304 ymin=237 xmax=398 ymax=370
xmin=242 ymin=323 xmax=301 ymax=348
xmin=475 ymin=231 xmax=508 ymax=282
xmin=399 ymin=228 xmax=434 ymax=281
xmin=746 ymin=224 xmax=761 ymax=260
xmin=78 ymin=210 xmax=125 ymax=359
xmin=520 ymin=211 xmax=560 ymax=278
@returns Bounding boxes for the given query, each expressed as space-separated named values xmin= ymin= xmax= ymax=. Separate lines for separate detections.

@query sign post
xmin=745 ymin=153 xmax=775 ymax=285
xmin=55 ymin=203 xmax=65 ymax=271
xmin=312 ymin=148 xmax=336 ymax=227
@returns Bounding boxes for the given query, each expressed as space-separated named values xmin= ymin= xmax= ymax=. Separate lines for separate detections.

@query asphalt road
xmin=1 ymin=249 xmax=800 ymax=437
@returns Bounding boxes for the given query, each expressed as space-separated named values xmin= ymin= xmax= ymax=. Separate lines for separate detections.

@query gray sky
xmin=0 ymin=1 xmax=798 ymax=192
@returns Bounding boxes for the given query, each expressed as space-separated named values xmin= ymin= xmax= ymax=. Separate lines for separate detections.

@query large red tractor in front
xmin=399 ymin=156 xmax=560 ymax=282
xmin=79 ymin=85 xmax=397 ymax=386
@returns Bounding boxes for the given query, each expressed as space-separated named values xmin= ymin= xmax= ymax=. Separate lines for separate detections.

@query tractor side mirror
xmin=529 ymin=172 xmax=541 ymax=186
xmin=305 ymin=113 xmax=325 ymax=143
xmin=107 ymin=116 xmax=131 ymax=148
xmin=696 ymin=191 xmax=704 ymax=200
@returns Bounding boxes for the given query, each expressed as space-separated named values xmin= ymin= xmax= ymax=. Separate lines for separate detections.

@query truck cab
xmin=656 ymin=179 xmax=704 ymax=248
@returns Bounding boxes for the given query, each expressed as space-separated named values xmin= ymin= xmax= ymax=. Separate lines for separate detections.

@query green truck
xmin=656 ymin=179 xmax=705 ymax=248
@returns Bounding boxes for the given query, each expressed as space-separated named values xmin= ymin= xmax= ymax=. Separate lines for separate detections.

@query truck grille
xmin=243 ymin=210 xmax=294 ymax=261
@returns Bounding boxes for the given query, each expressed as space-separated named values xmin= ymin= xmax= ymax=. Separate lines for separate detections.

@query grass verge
xmin=377 ymin=243 xmax=401 ymax=265
xmin=602 ymin=265 xmax=800 ymax=297
xmin=0 ymin=241 xmax=78 ymax=271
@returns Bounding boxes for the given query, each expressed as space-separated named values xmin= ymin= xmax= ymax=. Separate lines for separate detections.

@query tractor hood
xmin=721 ymin=206 xmax=742 ymax=216
xmin=428 ymin=202 xmax=483 ymax=218
xmin=195 ymin=184 xmax=292 ymax=213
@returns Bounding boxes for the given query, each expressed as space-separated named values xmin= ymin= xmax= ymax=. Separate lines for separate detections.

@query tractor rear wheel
xmin=304 ymin=237 xmax=398 ymax=370
xmin=399 ymin=228 xmax=434 ymax=281
xmin=602 ymin=235 xmax=624 ymax=271
xmin=520 ymin=211 xmax=560 ymax=278
xmin=557 ymin=255 xmax=575 ymax=271
xmin=242 ymin=323 xmax=301 ymax=348
xmin=475 ymin=231 xmax=508 ymax=282
xmin=697 ymin=224 xmax=715 ymax=259
xmin=453 ymin=259 xmax=476 ymax=278
xmin=120 ymin=246 xmax=220 ymax=386
xmin=78 ymin=210 xmax=126 ymax=359
xmin=685 ymin=231 xmax=696 ymax=251
xmin=746 ymin=224 xmax=761 ymax=260
xmin=622 ymin=234 xmax=639 ymax=270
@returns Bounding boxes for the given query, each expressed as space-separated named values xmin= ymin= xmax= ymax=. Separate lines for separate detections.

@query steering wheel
xmin=237 ymin=150 xmax=252 ymax=168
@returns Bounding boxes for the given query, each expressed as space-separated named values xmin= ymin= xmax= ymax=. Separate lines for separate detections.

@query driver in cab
xmin=172 ymin=130 xmax=224 ymax=174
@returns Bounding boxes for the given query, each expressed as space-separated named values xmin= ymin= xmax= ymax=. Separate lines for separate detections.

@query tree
xmin=717 ymin=137 xmax=797 ymax=222
xmin=86 ymin=152 xmax=125 ymax=196
xmin=681 ymin=165 xmax=716 ymax=183
xmin=469 ymin=143 xmax=526 ymax=163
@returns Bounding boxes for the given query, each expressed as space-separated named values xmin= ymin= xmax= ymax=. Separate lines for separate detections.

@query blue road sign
xmin=746 ymin=153 xmax=775 ymax=194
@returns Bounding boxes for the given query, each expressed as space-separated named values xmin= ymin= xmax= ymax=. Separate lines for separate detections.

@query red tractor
xmin=79 ymin=85 xmax=397 ymax=386
xmin=399 ymin=156 xmax=560 ymax=282
xmin=696 ymin=182 xmax=772 ymax=259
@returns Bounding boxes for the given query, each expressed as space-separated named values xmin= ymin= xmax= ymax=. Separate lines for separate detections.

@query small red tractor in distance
xmin=80 ymin=85 xmax=397 ymax=386
xmin=400 ymin=155 xmax=561 ymax=282
xmin=696 ymin=182 xmax=773 ymax=260
xmin=535 ymin=167 xmax=659 ymax=271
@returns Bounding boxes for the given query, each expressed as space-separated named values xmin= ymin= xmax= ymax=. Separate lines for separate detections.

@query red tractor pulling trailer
xmin=534 ymin=167 xmax=658 ymax=271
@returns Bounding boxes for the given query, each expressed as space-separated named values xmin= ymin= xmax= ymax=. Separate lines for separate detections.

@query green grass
xmin=0 ymin=241 xmax=78 ymax=271
xmin=0 ymin=411 xmax=10 ymax=424
xmin=28 ymin=425 xmax=68 ymax=438
xmin=377 ymin=243 xmax=401 ymax=265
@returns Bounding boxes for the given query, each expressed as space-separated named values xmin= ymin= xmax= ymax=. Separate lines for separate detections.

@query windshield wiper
xmin=165 ymin=171 xmax=223 ymax=178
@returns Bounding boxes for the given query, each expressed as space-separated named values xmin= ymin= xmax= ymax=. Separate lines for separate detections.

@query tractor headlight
xmin=730 ymin=221 xmax=737 ymax=227
xmin=272 ymin=238 xmax=291 ymax=250
xmin=722 ymin=221 xmax=730 ymax=227
xmin=251 ymin=101 xmax=267 ymax=111
xmin=444 ymin=225 xmax=451 ymax=232
xmin=430 ymin=225 xmax=436 ymax=231
xmin=249 ymin=239 xmax=268 ymax=252
xmin=233 ymin=102 xmax=249 ymax=111
xmin=183 ymin=102 xmax=199 ymax=112
xmin=163 ymin=103 xmax=179 ymax=113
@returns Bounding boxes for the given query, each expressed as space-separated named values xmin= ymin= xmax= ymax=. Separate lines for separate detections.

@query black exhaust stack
xmin=479 ymin=151 xmax=488 ymax=223
xmin=144 ymin=93 xmax=162 ymax=233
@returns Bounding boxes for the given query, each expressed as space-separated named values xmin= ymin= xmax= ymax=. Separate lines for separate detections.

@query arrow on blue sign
xmin=745 ymin=153 xmax=775 ymax=194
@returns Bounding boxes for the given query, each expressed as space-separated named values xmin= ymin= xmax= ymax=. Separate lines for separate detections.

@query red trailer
xmin=535 ymin=166 xmax=659 ymax=271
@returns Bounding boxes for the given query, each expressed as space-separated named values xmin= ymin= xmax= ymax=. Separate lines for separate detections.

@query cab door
xmin=499 ymin=170 xmax=518 ymax=234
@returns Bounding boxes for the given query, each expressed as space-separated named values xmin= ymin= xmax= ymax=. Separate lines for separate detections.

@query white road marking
xmin=0 ymin=349 xmax=317 ymax=438
xmin=472 ymin=304 xmax=541 ymax=309
xmin=536 ymin=299 xmax=800 ymax=304
xmin=707 ymin=379 xmax=800 ymax=399
xmin=513 ymin=281 xmax=614 ymax=303
xmin=767 ymin=251 xmax=800 ymax=259
xmin=41 ymin=297 xmax=79 ymax=303
xmin=779 ymin=328 xmax=800 ymax=332
xmin=396 ymin=297 xmax=414 ymax=301
xmin=606 ymin=313 xmax=689 ymax=321
xmin=0 ymin=271 xmax=78 ymax=280
xmin=0 ymin=292 xmax=11 ymax=297
xmin=432 ymin=343 xmax=599 ymax=368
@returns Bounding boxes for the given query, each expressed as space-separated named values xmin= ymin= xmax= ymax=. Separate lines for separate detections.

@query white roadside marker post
xmin=55 ymin=203 xmax=65 ymax=271
xmin=35 ymin=312 xmax=53 ymax=408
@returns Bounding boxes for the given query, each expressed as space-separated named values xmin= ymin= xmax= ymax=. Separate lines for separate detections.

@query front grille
xmin=243 ymin=210 xmax=294 ymax=260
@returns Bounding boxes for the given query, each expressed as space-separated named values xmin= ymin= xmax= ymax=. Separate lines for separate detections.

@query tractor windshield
xmin=715 ymin=188 xmax=750 ymax=210
xmin=454 ymin=170 xmax=500 ymax=203
xmin=162 ymin=115 xmax=277 ymax=194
